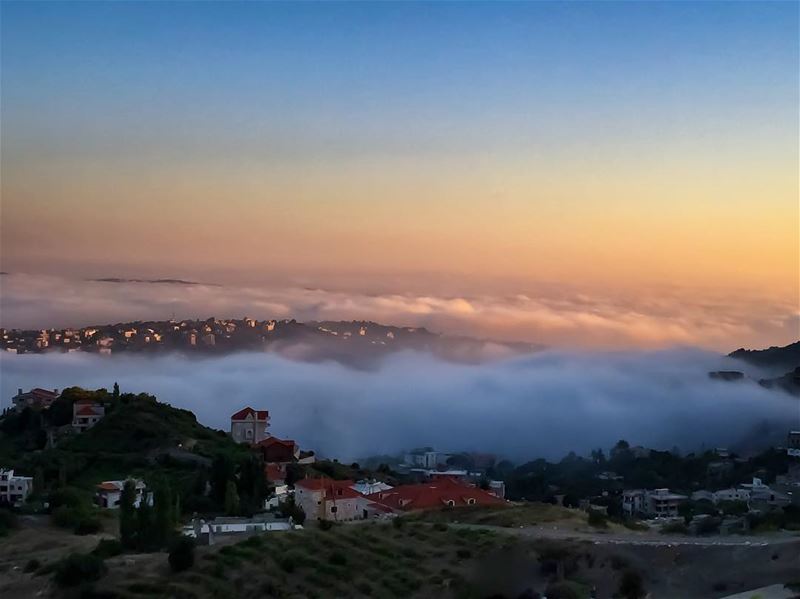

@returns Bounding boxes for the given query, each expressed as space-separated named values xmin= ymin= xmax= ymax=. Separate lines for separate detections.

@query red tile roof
xmin=296 ymin=478 xmax=361 ymax=499
xmin=366 ymin=478 xmax=505 ymax=512
xmin=256 ymin=436 xmax=296 ymax=449
xmin=15 ymin=388 xmax=58 ymax=400
xmin=230 ymin=407 xmax=269 ymax=421
xmin=75 ymin=405 xmax=102 ymax=417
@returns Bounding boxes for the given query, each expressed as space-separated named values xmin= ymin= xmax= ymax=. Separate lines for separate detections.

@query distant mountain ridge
xmin=722 ymin=340 xmax=800 ymax=397
xmin=728 ymin=341 xmax=800 ymax=373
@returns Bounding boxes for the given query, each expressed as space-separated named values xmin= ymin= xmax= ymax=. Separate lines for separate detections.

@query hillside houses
xmin=0 ymin=469 xmax=33 ymax=507
xmin=295 ymin=478 xmax=394 ymax=522
xmin=12 ymin=387 xmax=59 ymax=411
xmin=72 ymin=399 xmax=105 ymax=432
xmin=230 ymin=407 xmax=270 ymax=444
xmin=95 ymin=479 xmax=152 ymax=509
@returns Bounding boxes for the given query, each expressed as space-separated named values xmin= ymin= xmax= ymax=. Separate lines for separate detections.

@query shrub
xmin=23 ymin=559 xmax=40 ymax=573
xmin=544 ymin=581 xmax=580 ymax=599
xmin=74 ymin=516 xmax=103 ymax=536
xmin=54 ymin=553 xmax=107 ymax=587
xmin=279 ymin=556 xmax=296 ymax=573
xmin=456 ymin=548 xmax=472 ymax=559
xmin=329 ymin=551 xmax=347 ymax=566
xmin=92 ymin=539 xmax=123 ymax=560
xmin=168 ymin=536 xmax=195 ymax=573
xmin=432 ymin=522 xmax=448 ymax=532
xmin=319 ymin=519 xmax=334 ymax=531
xmin=0 ymin=509 xmax=17 ymax=537
xmin=660 ymin=521 xmax=688 ymax=535
xmin=587 ymin=509 xmax=608 ymax=528
xmin=356 ymin=581 xmax=372 ymax=595
xmin=392 ymin=516 xmax=405 ymax=529
xmin=618 ymin=569 xmax=646 ymax=599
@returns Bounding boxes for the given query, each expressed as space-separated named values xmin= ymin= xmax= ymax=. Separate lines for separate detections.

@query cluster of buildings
xmin=1 ymin=317 xmax=412 ymax=357
xmin=621 ymin=433 xmax=800 ymax=523
xmin=1 ymin=318 xmax=286 ymax=356
xmin=228 ymin=408 xmax=507 ymax=524
xmin=229 ymin=406 xmax=315 ymax=510
xmin=294 ymin=472 xmax=506 ymax=523
xmin=10 ymin=387 xmax=106 ymax=433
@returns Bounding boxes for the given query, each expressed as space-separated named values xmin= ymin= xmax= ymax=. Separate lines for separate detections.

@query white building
xmin=230 ymin=407 xmax=270 ymax=444
xmin=182 ymin=515 xmax=294 ymax=544
xmin=72 ymin=400 xmax=105 ymax=432
xmin=0 ymin=469 xmax=33 ymax=506
xmin=95 ymin=479 xmax=152 ymax=509
xmin=741 ymin=478 xmax=791 ymax=508
xmin=404 ymin=449 xmax=452 ymax=470
xmin=623 ymin=488 xmax=687 ymax=518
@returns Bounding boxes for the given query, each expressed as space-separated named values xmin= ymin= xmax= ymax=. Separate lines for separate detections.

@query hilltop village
xmin=1 ymin=385 xmax=800 ymax=598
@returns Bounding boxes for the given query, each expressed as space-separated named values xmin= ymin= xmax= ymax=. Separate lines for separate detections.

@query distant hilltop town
xmin=0 ymin=317 xmax=537 ymax=365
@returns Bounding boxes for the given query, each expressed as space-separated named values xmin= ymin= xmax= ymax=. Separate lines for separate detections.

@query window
xmin=467 ymin=498 xmax=476 ymax=505
xmin=246 ymin=429 xmax=253 ymax=439
xmin=331 ymin=506 xmax=337 ymax=513
xmin=445 ymin=500 xmax=455 ymax=507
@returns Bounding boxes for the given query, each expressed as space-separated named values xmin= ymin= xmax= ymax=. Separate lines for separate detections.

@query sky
xmin=1 ymin=1 xmax=798 ymax=348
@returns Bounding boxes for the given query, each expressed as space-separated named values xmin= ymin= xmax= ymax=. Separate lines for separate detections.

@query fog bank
xmin=1 ymin=350 xmax=796 ymax=462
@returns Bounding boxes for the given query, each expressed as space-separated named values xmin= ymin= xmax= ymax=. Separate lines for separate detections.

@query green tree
xmin=119 ymin=480 xmax=137 ymax=549
xmin=237 ymin=455 xmax=267 ymax=514
xmin=224 ymin=480 xmax=240 ymax=516
xmin=112 ymin=382 xmax=120 ymax=400
xmin=153 ymin=479 xmax=175 ymax=547
xmin=168 ymin=536 xmax=195 ymax=572
xmin=210 ymin=454 xmax=234 ymax=506
xmin=136 ymin=497 xmax=154 ymax=550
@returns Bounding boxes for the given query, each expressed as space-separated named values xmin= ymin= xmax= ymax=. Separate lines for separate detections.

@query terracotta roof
xmin=15 ymin=388 xmax=58 ymax=399
xmin=257 ymin=436 xmax=296 ymax=449
xmin=75 ymin=405 xmax=102 ymax=417
xmin=366 ymin=478 xmax=505 ymax=511
xmin=230 ymin=407 xmax=269 ymax=421
xmin=97 ymin=482 xmax=121 ymax=492
xmin=296 ymin=478 xmax=361 ymax=499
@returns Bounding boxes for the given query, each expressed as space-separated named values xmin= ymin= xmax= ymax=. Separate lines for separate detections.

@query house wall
xmin=231 ymin=419 xmax=268 ymax=444
xmin=295 ymin=487 xmax=324 ymax=521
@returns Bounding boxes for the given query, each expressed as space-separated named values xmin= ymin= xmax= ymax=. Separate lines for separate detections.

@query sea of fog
xmin=1 ymin=349 xmax=797 ymax=462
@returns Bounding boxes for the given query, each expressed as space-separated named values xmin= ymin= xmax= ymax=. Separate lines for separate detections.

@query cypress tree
xmin=119 ymin=480 xmax=137 ymax=549
xmin=224 ymin=480 xmax=240 ymax=516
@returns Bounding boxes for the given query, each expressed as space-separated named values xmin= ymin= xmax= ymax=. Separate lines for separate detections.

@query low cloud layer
xmin=1 ymin=273 xmax=798 ymax=350
xmin=1 ymin=350 xmax=796 ymax=462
